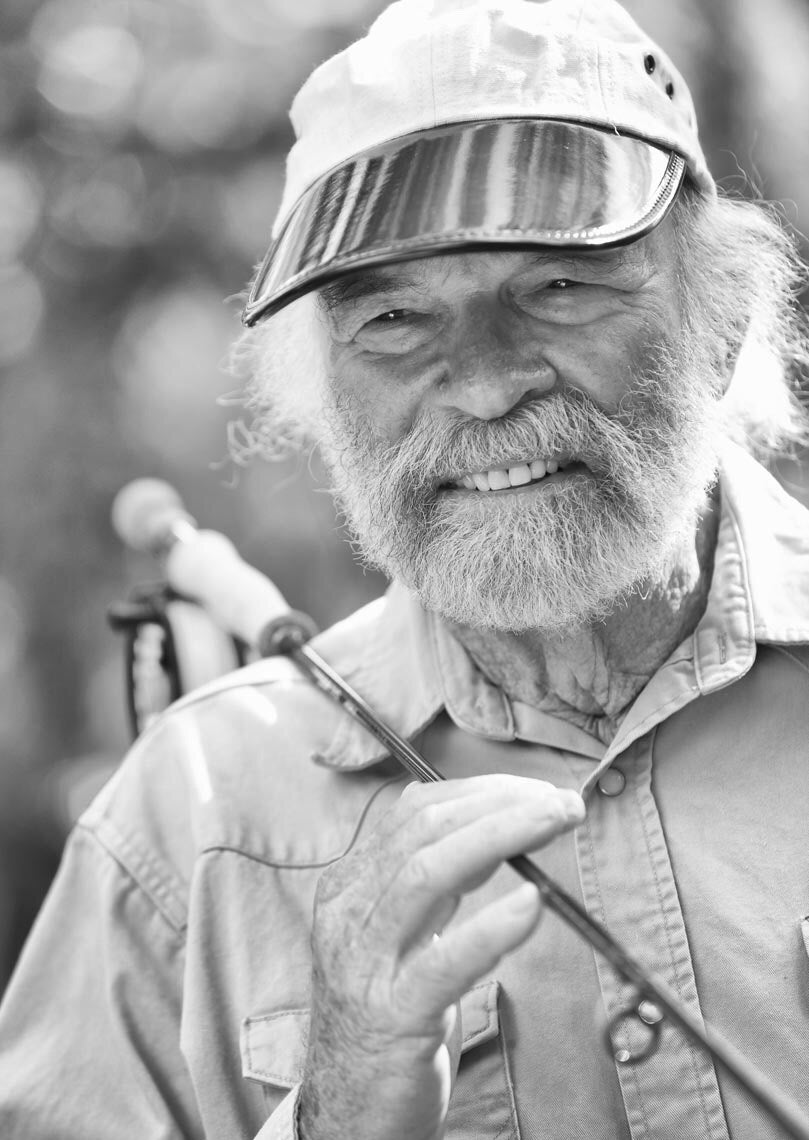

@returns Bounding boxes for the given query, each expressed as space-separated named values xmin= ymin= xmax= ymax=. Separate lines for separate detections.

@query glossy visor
xmin=242 ymin=119 xmax=686 ymax=326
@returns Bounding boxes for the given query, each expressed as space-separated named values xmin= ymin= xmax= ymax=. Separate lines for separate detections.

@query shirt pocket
xmin=240 ymin=979 xmax=520 ymax=1139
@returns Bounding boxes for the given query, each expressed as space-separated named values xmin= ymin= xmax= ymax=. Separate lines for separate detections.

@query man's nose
xmin=431 ymin=304 xmax=557 ymax=421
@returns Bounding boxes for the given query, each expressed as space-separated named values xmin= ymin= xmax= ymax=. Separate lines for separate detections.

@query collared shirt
xmin=2 ymin=443 xmax=809 ymax=1139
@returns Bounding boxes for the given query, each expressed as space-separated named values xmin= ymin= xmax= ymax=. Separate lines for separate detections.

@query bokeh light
xmin=51 ymin=154 xmax=150 ymax=247
xmin=35 ymin=19 xmax=143 ymax=125
xmin=113 ymin=283 xmax=237 ymax=463
xmin=0 ymin=160 xmax=43 ymax=261
xmin=218 ymin=158 xmax=284 ymax=262
xmin=0 ymin=265 xmax=44 ymax=363
xmin=136 ymin=56 xmax=266 ymax=153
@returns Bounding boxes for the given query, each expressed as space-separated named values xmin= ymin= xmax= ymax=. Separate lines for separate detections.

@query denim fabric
xmin=1 ymin=444 xmax=809 ymax=1139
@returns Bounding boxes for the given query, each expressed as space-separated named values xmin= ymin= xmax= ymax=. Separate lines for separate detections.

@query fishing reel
xmin=107 ymin=583 xmax=246 ymax=740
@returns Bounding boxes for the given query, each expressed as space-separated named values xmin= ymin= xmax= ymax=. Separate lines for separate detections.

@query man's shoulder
xmin=78 ymin=594 xmax=404 ymax=922
xmin=160 ymin=588 xmax=392 ymax=720
xmin=137 ymin=588 xmax=392 ymax=769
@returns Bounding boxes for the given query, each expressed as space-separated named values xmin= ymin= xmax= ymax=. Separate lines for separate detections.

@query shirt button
xmin=597 ymin=768 xmax=626 ymax=796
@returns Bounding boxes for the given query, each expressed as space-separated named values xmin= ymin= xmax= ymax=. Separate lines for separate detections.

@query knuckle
xmin=519 ymin=794 xmax=563 ymax=828
xmin=414 ymin=800 xmax=444 ymax=836
xmin=544 ymin=797 xmax=572 ymax=828
xmin=404 ymin=848 xmax=438 ymax=894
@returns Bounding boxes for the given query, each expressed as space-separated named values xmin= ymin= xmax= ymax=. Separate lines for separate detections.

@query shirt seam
xmin=593 ymin=687 xmax=698 ymax=779
xmin=77 ymin=821 xmax=189 ymax=937
xmin=633 ymin=735 xmax=719 ymax=1136
xmin=197 ymin=773 xmax=407 ymax=869
xmin=756 ymin=627 xmax=809 ymax=641
xmin=626 ymin=1053 xmax=652 ymax=1140
xmin=771 ymin=644 xmax=809 ymax=678
xmin=494 ymin=1023 xmax=520 ymax=1140
xmin=135 ymin=667 xmax=311 ymax=752
xmin=576 ymin=812 xmax=643 ymax=1133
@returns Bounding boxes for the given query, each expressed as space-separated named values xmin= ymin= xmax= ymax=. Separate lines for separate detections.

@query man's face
xmin=313 ymin=220 xmax=724 ymax=633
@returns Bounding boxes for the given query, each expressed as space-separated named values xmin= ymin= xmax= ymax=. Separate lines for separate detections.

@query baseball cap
xmin=242 ymin=0 xmax=713 ymax=327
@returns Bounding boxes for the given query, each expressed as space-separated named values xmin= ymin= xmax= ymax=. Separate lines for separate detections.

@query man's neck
xmin=450 ymin=491 xmax=721 ymax=744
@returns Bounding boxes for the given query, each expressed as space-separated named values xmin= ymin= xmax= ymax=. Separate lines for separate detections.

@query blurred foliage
xmin=0 ymin=0 xmax=808 ymax=986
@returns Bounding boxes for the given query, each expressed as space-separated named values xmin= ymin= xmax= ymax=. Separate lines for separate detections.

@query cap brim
xmin=243 ymin=119 xmax=685 ymax=326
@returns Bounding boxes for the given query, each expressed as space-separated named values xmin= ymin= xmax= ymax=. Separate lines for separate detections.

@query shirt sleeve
xmin=0 ymin=825 xmax=203 ymax=1139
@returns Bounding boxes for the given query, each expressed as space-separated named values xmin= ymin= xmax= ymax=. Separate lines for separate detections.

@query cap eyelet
xmin=665 ymin=81 xmax=675 ymax=98
xmin=644 ymin=53 xmax=656 ymax=74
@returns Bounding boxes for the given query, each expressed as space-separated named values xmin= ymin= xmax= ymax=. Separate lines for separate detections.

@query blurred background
xmin=0 ymin=0 xmax=808 ymax=992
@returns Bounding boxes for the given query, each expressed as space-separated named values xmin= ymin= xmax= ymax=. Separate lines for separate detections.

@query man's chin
xmin=397 ymin=554 xmax=630 ymax=636
xmin=416 ymin=589 xmax=615 ymax=636
xmin=380 ymin=518 xmax=676 ymax=636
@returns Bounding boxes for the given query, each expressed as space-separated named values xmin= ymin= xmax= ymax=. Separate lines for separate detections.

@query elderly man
xmin=2 ymin=0 xmax=809 ymax=1138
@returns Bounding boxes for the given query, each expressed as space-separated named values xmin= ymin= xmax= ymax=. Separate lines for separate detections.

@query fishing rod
xmin=109 ymin=478 xmax=809 ymax=1140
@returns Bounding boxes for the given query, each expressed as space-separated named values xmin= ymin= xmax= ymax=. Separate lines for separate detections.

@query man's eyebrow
xmin=317 ymin=269 xmax=426 ymax=313
xmin=525 ymin=246 xmax=635 ymax=273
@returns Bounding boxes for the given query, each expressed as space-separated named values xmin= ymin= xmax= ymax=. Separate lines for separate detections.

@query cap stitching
xmin=594 ymin=37 xmax=615 ymax=132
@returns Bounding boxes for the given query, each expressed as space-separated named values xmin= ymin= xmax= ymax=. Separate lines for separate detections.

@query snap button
xmin=597 ymin=768 xmax=626 ymax=797
xmin=644 ymin=53 xmax=656 ymax=74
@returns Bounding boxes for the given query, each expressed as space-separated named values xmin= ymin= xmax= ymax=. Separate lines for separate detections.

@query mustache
xmin=376 ymin=383 xmax=669 ymax=494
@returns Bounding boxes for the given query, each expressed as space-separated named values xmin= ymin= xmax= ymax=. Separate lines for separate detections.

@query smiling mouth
xmin=441 ymin=456 xmax=588 ymax=493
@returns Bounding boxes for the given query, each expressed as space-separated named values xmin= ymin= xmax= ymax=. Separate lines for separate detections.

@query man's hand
xmin=298 ymin=774 xmax=585 ymax=1140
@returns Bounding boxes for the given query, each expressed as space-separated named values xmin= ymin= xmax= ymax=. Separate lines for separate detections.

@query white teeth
xmin=529 ymin=459 xmax=547 ymax=480
xmin=488 ymin=469 xmax=510 ymax=490
xmin=456 ymin=457 xmax=568 ymax=491
xmin=508 ymin=463 xmax=532 ymax=487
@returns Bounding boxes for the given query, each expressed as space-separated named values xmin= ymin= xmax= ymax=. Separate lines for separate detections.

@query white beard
xmin=319 ymin=338 xmax=724 ymax=634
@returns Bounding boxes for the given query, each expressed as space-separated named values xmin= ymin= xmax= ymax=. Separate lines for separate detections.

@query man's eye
xmin=368 ymin=309 xmax=410 ymax=325
xmin=352 ymin=307 xmax=436 ymax=353
xmin=547 ymin=279 xmax=579 ymax=289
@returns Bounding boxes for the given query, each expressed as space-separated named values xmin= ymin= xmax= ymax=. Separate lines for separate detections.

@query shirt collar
xmin=315 ymin=443 xmax=809 ymax=771
xmin=719 ymin=443 xmax=809 ymax=644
